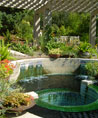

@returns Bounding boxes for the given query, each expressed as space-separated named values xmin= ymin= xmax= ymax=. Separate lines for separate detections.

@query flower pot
xmin=7 ymin=99 xmax=35 ymax=112
xmin=80 ymin=52 xmax=90 ymax=58
xmin=61 ymin=55 xmax=74 ymax=58
xmin=49 ymin=54 xmax=61 ymax=58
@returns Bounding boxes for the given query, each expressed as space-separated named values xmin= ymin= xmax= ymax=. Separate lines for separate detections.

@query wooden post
xmin=89 ymin=13 xmax=96 ymax=46
xmin=33 ymin=12 xmax=40 ymax=46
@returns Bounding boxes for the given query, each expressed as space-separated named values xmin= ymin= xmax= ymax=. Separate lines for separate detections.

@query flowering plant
xmin=0 ymin=59 xmax=15 ymax=79
xmin=3 ymin=92 xmax=34 ymax=108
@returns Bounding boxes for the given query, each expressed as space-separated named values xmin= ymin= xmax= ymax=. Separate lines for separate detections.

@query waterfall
xmin=28 ymin=62 xmax=34 ymax=78
xmin=19 ymin=63 xmax=26 ymax=80
xmin=36 ymin=61 xmax=43 ymax=90
xmin=80 ymin=64 xmax=87 ymax=75
xmin=36 ymin=61 xmax=43 ymax=76
xmin=80 ymin=81 xmax=88 ymax=104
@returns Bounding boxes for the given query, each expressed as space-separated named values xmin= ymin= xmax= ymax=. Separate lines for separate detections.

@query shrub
xmin=11 ymin=42 xmax=33 ymax=56
xmin=59 ymin=25 xmax=66 ymax=36
xmin=85 ymin=62 xmax=98 ymax=78
xmin=88 ymin=48 xmax=98 ymax=58
xmin=60 ymin=44 xmax=79 ymax=57
xmin=15 ymin=20 xmax=33 ymax=42
xmin=40 ymin=34 xmax=46 ymax=52
xmin=3 ymin=30 xmax=12 ymax=44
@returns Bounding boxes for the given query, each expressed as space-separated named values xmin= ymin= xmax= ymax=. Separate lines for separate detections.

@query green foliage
xmin=52 ymin=12 xmax=69 ymax=27
xmin=80 ymin=33 xmax=89 ymax=42
xmin=15 ymin=20 xmax=33 ymax=42
xmin=59 ymin=26 xmax=66 ymax=36
xmin=46 ymin=40 xmax=63 ymax=51
xmin=0 ymin=40 xmax=13 ymax=61
xmin=11 ymin=42 xmax=33 ymax=56
xmin=49 ymin=48 xmax=62 ymax=55
xmin=46 ymin=40 xmax=79 ymax=57
xmin=96 ymin=37 xmax=98 ymax=44
xmin=0 ymin=8 xmax=34 ymax=42
xmin=1 ymin=12 xmax=15 ymax=33
xmin=78 ymin=42 xmax=92 ymax=53
xmin=0 ymin=78 xmax=24 ymax=115
xmin=52 ymin=12 xmax=90 ymax=41
xmin=3 ymin=30 xmax=12 ymax=44
xmin=0 ymin=79 xmax=13 ymax=116
xmin=67 ymin=13 xmax=81 ymax=35
xmin=4 ymin=92 xmax=32 ymax=108
xmin=85 ymin=62 xmax=98 ymax=77
xmin=88 ymin=48 xmax=98 ymax=58
xmin=40 ymin=34 xmax=46 ymax=52
xmin=0 ymin=12 xmax=2 ymax=30
xmin=44 ymin=24 xmax=59 ymax=42
xmin=60 ymin=44 xmax=79 ymax=57
xmin=78 ymin=42 xmax=98 ymax=58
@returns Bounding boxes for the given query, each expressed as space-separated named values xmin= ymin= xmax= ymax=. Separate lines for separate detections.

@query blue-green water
xmin=37 ymin=88 xmax=97 ymax=107
xmin=36 ymin=87 xmax=98 ymax=112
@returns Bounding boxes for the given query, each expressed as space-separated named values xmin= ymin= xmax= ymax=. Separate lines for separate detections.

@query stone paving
xmin=12 ymin=112 xmax=41 ymax=118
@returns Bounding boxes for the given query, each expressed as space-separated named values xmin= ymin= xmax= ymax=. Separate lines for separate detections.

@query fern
xmin=0 ymin=40 xmax=13 ymax=61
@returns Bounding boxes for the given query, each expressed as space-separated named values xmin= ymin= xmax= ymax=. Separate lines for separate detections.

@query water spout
xmin=36 ymin=61 xmax=43 ymax=76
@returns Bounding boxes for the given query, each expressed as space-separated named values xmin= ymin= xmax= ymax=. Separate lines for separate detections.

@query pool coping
xmin=36 ymin=86 xmax=98 ymax=112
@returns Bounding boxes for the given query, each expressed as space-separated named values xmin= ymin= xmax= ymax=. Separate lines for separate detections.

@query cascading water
xmin=80 ymin=82 xmax=87 ymax=104
xmin=19 ymin=63 xmax=26 ymax=79
xmin=27 ymin=62 xmax=34 ymax=78
xmin=80 ymin=63 xmax=87 ymax=75
xmin=36 ymin=61 xmax=43 ymax=90
xmin=36 ymin=61 xmax=43 ymax=76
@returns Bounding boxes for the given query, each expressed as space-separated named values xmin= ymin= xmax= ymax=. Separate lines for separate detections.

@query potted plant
xmin=3 ymin=92 xmax=35 ymax=112
xmin=60 ymin=44 xmax=79 ymax=58
xmin=78 ymin=42 xmax=91 ymax=58
xmin=49 ymin=48 xmax=62 ymax=58
xmin=0 ymin=78 xmax=35 ymax=115
xmin=0 ymin=60 xmax=35 ymax=115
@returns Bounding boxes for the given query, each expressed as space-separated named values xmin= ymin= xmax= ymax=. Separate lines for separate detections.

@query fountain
xmin=15 ymin=58 xmax=98 ymax=113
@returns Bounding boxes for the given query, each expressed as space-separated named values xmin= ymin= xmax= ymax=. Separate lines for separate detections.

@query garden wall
xmin=9 ymin=58 xmax=98 ymax=82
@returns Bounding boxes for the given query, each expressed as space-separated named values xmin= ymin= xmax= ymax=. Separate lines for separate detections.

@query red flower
xmin=1 ymin=59 xmax=10 ymax=64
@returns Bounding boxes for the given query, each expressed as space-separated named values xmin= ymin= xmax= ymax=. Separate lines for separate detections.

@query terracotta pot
xmin=49 ymin=54 xmax=61 ymax=58
xmin=61 ymin=55 xmax=74 ymax=58
xmin=7 ymin=100 xmax=35 ymax=112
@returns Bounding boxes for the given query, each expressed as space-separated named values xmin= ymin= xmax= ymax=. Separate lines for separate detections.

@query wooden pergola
xmin=0 ymin=0 xmax=98 ymax=45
